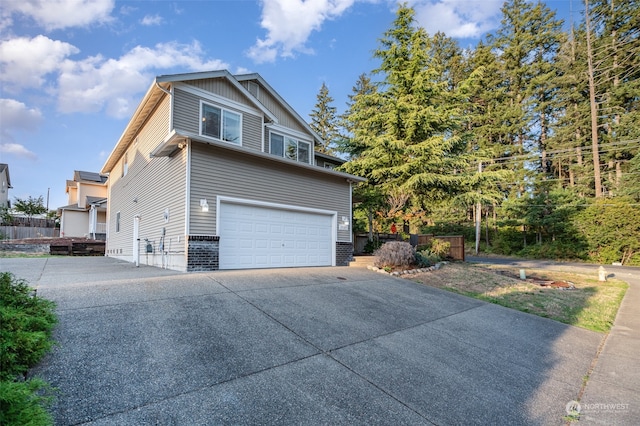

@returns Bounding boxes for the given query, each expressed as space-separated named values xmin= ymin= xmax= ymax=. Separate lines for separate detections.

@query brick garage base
xmin=187 ymin=235 xmax=219 ymax=272
xmin=187 ymin=238 xmax=353 ymax=271
xmin=336 ymin=242 xmax=354 ymax=266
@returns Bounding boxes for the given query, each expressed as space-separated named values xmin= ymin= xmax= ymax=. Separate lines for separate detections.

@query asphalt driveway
xmin=3 ymin=257 xmax=606 ymax=425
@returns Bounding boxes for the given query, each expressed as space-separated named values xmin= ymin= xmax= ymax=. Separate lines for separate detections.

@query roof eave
xmin=101 ymin=80 xmax=169 ymax=174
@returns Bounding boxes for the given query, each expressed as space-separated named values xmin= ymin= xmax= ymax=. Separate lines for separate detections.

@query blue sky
xmin=0 ymin=0 xmax=581 ymax=210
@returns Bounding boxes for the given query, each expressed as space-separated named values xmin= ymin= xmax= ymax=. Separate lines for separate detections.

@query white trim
xmin=216 ymin=196 xmax=337 ymax=266
xmin=267 ymin=130 xmax=312 ymax=164
xmin=348 ymin=181 xmax=353 ymax=243
xmin=185 ymin=141 xmax=191 ymax=236
xmin=266 ymin=123 xmax=313 ymax=143
xmin=177 ymin=83 xmax=262 ymax=117
xmin=199 ymin=100 xmax=243 ymax=146
xmin=168 ymin=85 xmax=174 ymax=133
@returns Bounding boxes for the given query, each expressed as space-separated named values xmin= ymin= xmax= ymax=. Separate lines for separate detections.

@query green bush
xmin=573 ymin=197 xmax=640 ymax=265
xmin=363 ymin=238 xmax=382 ymax=254
xmin=518 ymin=241 xmax=587 ymax=260
xmin=416 ymin=250 xmax=440 ymax=267
xmin=0 ymin=272 xmax=57 ymax=426
xmin=1 ymin=273 xmax=57 ymax=380
xmin=373 ymin=241 xmax=415 ymax=269
xmin=429 ymin=239 xmax=451 ymax=259
xmin=0 ymin=379 xmax=53 ymax=426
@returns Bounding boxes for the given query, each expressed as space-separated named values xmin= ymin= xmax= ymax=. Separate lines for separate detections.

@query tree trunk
xmin=585 ymin=0 xmax=603 ymax=197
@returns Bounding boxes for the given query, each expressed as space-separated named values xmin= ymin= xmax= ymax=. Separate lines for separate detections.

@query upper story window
xmin=201 ymin=102 xmax=241 ymax=145
xmin=269 ymin=132 xmax=311 ymax=164
xmin=122 ymin=154 xmax=128 ymax=177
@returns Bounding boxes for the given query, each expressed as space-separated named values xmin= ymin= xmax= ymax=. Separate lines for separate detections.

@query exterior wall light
xmin=200 ymin=199 xmax=209 ymax=212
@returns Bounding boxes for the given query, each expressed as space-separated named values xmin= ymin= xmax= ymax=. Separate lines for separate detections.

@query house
xmin=0 ymin=163 xmax=11 ymax=208
xmin=101 ymin=70 xmax=365 ymax=271
xmin=58 ymin=171 xmax=108 ymax=239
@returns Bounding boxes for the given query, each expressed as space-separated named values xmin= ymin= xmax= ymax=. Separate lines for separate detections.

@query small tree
xmin=13 ymin=196 xmax=47 ymax=226
xmin=0 ymin=205 xmax=13 ymax=225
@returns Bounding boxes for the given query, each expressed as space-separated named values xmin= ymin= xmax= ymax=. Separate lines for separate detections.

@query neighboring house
xmin=101 ymin=70 xmax=365 ymax=271
xmin=58 ymin=171 xmax=108 ymax=239
xmin=0 ymin=163 xmax=11 ymax=208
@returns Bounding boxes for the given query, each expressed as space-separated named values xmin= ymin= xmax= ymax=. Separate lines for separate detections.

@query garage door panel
xmin=219 ymin=202 xmax=333 ymax=269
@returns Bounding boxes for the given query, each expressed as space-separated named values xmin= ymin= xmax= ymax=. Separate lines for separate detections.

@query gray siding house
xmin=102 ymin=70 xmax=363 ymax=271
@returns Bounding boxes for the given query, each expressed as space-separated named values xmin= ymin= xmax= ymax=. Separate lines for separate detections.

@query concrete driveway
xmin=3 ymin=257 xmax=606 ymax=425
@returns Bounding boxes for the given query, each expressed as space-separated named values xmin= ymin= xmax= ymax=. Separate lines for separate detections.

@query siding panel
xmin=173 ymin=88 xmax=263 ymax=152
xmin=106 ymin=94 xmax=188 ymax=270
xmin=189 ymin=143 xmax=351 ymax=241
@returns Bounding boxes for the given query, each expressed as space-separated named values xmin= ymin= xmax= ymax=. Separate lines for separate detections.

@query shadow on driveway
xmin=3 ymin=257 xmax=604 ymax=425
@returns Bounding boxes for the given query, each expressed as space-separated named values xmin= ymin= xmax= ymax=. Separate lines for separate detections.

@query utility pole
xmin=585 ymin=0 xmax=603 ymax=197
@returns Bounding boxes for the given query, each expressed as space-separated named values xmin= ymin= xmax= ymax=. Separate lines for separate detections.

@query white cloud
xmin=1 ymin=0 xmax=115 ymax=31
xmin=0 ymin=36 xmax=79 ymax=92
xmin=57 ymin=41 xmax=229 ymax=118
xmin=140 ymin=14 xmax=164 ymax=26
xmin=0 ymin=143 xmax=37 ymax=159
xmin=0 ymin=99 xmax=42 ymax=159
xmin=248 ymin=0 xmax=357 ymax=63
xmin=411 ymin=0 xmax=502 ymax=39
xmin=0 ymin=98 xmax=43 ymax=129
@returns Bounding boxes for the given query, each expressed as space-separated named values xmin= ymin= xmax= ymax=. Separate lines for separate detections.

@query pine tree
xmin=341 ymin=4 xmax=471 ymax=230
xmin=589 ymin=0 xmax=640 ymax=195
xmin=548 ymin=25 xmax=594 ymax=196
xmin=308 ymin=82 xmax=339 ymax=154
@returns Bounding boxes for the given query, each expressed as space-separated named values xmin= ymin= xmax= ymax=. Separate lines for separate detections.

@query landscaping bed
xmin=408 ymin=262 xmax=627 ymax=333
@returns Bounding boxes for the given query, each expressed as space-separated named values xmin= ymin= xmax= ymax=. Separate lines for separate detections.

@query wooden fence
xmin=0 ymin=226 xmax=59 ymax=240
xmin=411 ymin=234 xmax=465 ymax=261
xmin=354 ymin=233 xmax=465 ymax=261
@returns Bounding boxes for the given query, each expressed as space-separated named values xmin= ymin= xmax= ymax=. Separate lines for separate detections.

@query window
xmin=201 ymin=103 xmax=241 ymax=145
xmin=122 ymin=154 xmax=128 ymax=177
xmin=115 ymin=211 xmax=120 ymax=233
xmin=269 ymin=132 xmax=311 ymax=164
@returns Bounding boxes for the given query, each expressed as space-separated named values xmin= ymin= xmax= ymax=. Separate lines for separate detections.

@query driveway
xmin=2 ymin=257 xmax=608 ymax=425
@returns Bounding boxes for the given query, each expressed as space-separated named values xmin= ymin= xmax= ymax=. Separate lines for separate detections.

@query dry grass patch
xmin=409 ymin=263 xmax=627 ymax=333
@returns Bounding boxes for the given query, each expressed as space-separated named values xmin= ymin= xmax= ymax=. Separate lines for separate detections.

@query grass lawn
xmin=409 ymin=262 xmax=628 ymax=333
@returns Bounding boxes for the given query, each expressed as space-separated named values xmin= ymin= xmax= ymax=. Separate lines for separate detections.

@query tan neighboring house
xmin=101 ymin=70 xmax=364 ymax=271
xmin=58 ymin=171 xmax=108 ymax=239
xmin=0 ymin=163 xmax=11 ymax=208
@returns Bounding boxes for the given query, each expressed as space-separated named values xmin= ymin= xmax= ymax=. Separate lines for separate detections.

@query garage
xmin=218 ymin=201 xmax=335 ymax=269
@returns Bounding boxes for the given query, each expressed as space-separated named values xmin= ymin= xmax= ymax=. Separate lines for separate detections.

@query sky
xmin=0 ymin=0 xmax=582 ymax=211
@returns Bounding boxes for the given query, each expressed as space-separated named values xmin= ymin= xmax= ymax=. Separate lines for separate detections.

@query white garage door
xmin=219 ymin=202 xmax=334 ymax=269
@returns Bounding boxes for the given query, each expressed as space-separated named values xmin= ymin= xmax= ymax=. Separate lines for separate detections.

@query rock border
xmin=368 ymin=261 xmax=449 ymax=276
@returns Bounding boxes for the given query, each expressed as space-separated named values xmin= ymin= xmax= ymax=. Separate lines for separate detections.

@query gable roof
xmin=102 ymin=70 xmax=325 ymax=174
xmin=234 ymin=73 xmax=325 ymax=147
xmin=0 ymin=163 xmax=11 ymax=188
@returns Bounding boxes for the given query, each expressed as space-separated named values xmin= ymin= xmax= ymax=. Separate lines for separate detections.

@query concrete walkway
xmin=0 ymin=256 xmax=633 ymax=425
xmin=468 ymin=256 xmax=640 ymax=424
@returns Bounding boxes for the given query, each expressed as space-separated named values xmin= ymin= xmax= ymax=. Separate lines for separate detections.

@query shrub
xmin=429 ymin=239 xmax=451 ymax=259
xmin=1 ymin=273 xmax=57 ymax=380
xmin=373 ymin=241 xmax=415 ymax=269
xmin=415 ymin=250 xmax=439 ymax=267
xmin=0 ymin=379 xmax=53 ymax=426
xmin=0 ymin=272 xmax=57 ymax=426
xmin=363 ymin=238 xmax=382 ymax=254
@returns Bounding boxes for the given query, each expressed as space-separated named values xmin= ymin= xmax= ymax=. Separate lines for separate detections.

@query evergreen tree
xmin=548 ymin=26 xmax=594 ymax=196
xmin=343 ymin=4 xmax=468 ymax=201
xmin=589 ymin=0 xmax=640 ymax=195
xmin=309 ymin=82 xmax=339 ymax=154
